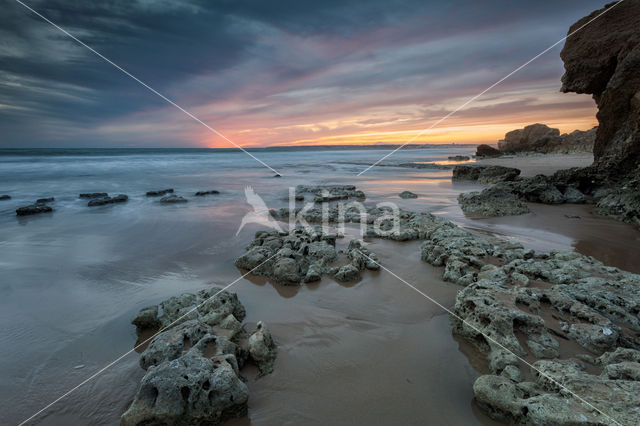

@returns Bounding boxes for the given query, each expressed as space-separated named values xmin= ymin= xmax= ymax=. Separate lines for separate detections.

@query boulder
xmin=0 ymin=195 xmax=10 ymax=200
xmin=36 ymin=197 xmax=54 ymax=203
xmin=475 ymin=144 xmax=502 ymax=157
xmin=399 ymin=190 xmax=418 ymax=199
xmin=248 ymin=322 xmax=277 ymax=376
xmin=498 ymin=123 xmax=562 ymax=154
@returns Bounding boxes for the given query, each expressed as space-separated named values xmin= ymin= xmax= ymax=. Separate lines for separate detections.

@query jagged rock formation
xmin=497 ymin=124 xmax=596 ymax=154
xmin=122 ymin=288 xmax=275 ymax=426
xmin=458 ymin=3 xmax=640 ymax=226
xmin=560 ymin=0 xmax=640 ymax=179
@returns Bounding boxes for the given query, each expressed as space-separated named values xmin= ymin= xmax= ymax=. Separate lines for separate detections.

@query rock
xmin=295 ymin=185 xmax=366 ymax=202
xmin=271 ymin=257 xmax=301 ymax=286
xmin=16 ymin=203 xmax=53 ymax=216
xmin=273 ymin=174 xmax=281 ymax=178
xmin=79 ymin=193 xmax=108 ymax=199
xmin=562 ymin=186 xmax=587 ymax=203
xmin=304 ymin=263 xmax=323 ymax=283
xmin=458 ymin=186 xmax=529 ymax=217
xmin=0 ymin=195 xmax=11 ymax=200
xmin=248 ymin=322 xmax=277 ymax=376
xmin=36 ymin=197 xmax=54 ymax=203
xmin=146 ymin=188 xmax=174 ymax=196
xmin=334 ymin=264 xmax=360 ymax=282
xmin=498 ymin=123 xmax=562 ymax=153
xmin=160 ymin=194 xmax=188 ymax=203
xmin=131 ymin=306 xmax=160 ymax=333
xmin=87 ymin=194 xmax=128 ymax=206
xmin=496 ymin=123 xmax=596 ymax=154
xmin=123 ymin=288 xmax=272 ymax=426
xmin=560 ymin=0 xmax=640 ymax=179
xmin=452 ymin=165 xmax=482 ymax=181
xmin=475 ymin=144 xmax=502 ymax=157
xmin=560 ymin=127 xmax=597 ymax=153
xmin=452 ymin=165 xmax=520 ymax=184
xmin=194 ymin=190 xmax=220 ymax=196
xmin=399 ymin=190 xmax=418 ymax=199
xmin=448 ymin=155 xmax=470 ymax=161
xmin=121 ymin=345 xmax=249 ymax=426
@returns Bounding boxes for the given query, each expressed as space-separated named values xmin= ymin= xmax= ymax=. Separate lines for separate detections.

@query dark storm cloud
xmin=0 ymin=0 xmax=606 ymax=147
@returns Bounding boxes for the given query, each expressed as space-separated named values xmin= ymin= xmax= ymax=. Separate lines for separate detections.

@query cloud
xmin=0 ymin=0 xmax=605 ymax=147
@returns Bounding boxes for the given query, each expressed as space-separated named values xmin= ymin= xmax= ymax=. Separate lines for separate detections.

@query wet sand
xmin=476 ymin=153 xmax=594 ymax=177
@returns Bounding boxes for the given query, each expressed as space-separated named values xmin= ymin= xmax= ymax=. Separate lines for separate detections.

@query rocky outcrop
xmin=79 ymin=192 xmax=108 ymax=199
xmin=452 ymin=165 xmax=521 ymax=184
xmin=499 ymin=123 xmax=562 ymax=153
xmin=475 ymin=144 xmax=502 ymax=158
xmin=235 ymin=227 xmax=379 ymax=285
xmin=560 ymin=0 xmax=640 ymax=180
xmin=497 ymin=124 xmax=596 ymax=154
xmin=0 ymin=195 xmax=10 ymax=200
xmin=123 ymin=288 xmax=275 ymax=426
xmin=448 ymin=155 xmax=470 ymax=161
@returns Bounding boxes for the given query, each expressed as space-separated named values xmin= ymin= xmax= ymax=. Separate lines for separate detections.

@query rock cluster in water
xmin=122 ymin=288 xmax=276 ymax=426
xmin=235 ymin=227 xmax=380 ymax=285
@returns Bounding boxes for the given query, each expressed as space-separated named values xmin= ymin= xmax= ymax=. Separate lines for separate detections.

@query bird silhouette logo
xmin=236 ymin=186 xmax=284 ymax=236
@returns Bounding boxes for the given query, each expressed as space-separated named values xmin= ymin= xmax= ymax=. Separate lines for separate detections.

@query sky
xmin=0 ymin=0 xmax=605 ymax=148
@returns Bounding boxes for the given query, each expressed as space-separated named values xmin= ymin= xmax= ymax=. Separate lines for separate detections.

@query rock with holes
xmin=474 ymin=356 xmax=640 ymax=425
xmin=124 ymin=288 xmax=273 ymax=425
xmin=248 ymin=322 xmax=277 ymax=376
xmin=121 ymin=338 xmax=249 ymax=426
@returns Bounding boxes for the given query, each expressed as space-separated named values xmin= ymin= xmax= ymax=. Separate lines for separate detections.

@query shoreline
xmin=3 ymin=151 xmax=640 ymax=425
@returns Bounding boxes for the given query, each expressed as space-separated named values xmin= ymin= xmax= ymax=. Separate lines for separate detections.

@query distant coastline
xmin=0 ymin=144 xmax=475 ymax=156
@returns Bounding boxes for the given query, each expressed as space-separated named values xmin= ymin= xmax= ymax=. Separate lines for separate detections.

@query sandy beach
xmin=2 ymin=147 xmax=640 ymax=425
xmin=476 ymin=153 xmax=594 ymax=177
